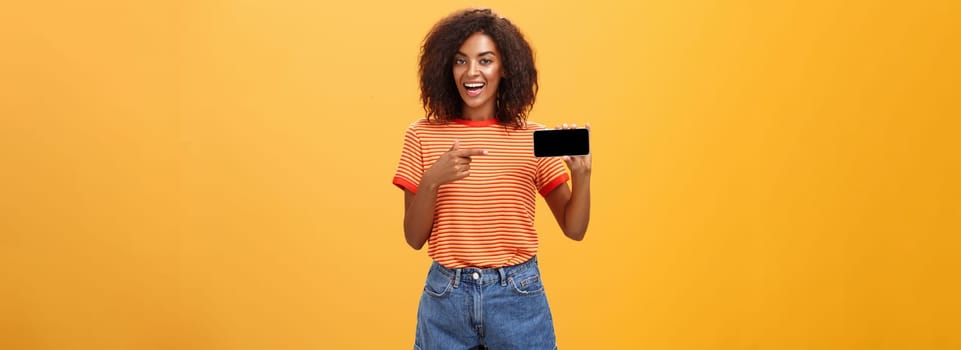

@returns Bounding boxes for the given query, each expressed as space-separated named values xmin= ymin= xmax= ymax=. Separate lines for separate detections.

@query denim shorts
xmin=414 ymin=256 xmax=557 ymax=350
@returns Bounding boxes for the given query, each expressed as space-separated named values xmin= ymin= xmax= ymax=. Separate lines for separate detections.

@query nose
xmin=468 ymin=61 xmax=481 ymax=76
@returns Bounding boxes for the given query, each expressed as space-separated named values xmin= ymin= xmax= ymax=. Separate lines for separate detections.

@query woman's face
xmin=452 ymin=32 xmax=504 ymax=118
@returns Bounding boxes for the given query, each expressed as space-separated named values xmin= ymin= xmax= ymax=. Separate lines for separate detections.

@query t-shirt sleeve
xmin=392 ymin=124 xmax=423 ymax=193
xmin=535 ymin=156 xmax=570 ymax=197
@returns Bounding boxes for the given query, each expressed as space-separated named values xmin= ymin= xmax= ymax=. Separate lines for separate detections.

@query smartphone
xmin=533 ymin=128 xmax=590 ymax=157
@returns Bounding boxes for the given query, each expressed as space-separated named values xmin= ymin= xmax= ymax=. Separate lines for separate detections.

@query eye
xmin=480 ymin=58 xmax=493 ymax=65
xmin=454 ymin=58 xmax=467 ymax=65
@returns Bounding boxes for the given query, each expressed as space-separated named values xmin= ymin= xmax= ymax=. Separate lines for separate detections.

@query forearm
xmin=404 ymin=182 xmax=439 ymax=249
xmin=563 ymin=174 xmax=591 ymax=240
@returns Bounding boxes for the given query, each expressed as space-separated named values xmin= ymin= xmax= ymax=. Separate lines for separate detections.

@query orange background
xmin=2 ymin=0 xmax=959 ymax=349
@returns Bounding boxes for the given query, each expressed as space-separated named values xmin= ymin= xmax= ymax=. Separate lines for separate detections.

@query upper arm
xmin=404 ymin=189 xmax=415 ymax=211
xmin=544 ymin=182 xmax=571 ymax=231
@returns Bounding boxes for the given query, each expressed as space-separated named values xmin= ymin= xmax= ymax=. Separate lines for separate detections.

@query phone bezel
xmin=533 ymin=128 xmax=591 ymax=158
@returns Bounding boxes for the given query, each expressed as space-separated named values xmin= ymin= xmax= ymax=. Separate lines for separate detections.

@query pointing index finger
xmin=455 ymin=149 xmax=489 ymax=157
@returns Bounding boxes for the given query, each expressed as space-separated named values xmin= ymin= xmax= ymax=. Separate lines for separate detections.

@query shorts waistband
xmin=430 ymin=256 xmax=539 ymax=287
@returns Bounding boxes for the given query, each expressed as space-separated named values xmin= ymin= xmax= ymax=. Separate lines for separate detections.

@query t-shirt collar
xmin=453 ymin=118 xmax=498 ymax=127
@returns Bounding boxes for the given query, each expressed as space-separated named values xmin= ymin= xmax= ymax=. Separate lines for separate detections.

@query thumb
xmin=449 ymin=140 xmax=460 ymax=151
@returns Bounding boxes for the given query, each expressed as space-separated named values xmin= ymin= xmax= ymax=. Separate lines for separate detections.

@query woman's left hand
xmin=556 ymin=122 xmax=592 ymax=178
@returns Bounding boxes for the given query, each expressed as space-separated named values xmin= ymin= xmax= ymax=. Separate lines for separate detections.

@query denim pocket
xmin=423 ymin=268 xmax=454 ymax=298
xmin=508 ymin=269 xmax=545 ymax=295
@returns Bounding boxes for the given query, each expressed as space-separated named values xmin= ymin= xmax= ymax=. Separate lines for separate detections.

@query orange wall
xmin=1 ymin=0 xmax=959 ymax=349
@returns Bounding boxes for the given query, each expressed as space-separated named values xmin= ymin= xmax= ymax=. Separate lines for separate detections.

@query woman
xmin=393 ymin=8 xmax=591 ymax=349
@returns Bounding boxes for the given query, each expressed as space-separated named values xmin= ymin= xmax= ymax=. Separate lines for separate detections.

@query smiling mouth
xmin=463 ymin=82 xmax=485 ymax=96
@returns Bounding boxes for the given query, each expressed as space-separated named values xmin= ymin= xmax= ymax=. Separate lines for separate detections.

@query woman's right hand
xmin=421 ymin=140 xmax=488 ymax=190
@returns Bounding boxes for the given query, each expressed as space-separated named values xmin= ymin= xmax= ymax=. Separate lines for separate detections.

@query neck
xmin=461 ymin=104 xmax=495 ymax=121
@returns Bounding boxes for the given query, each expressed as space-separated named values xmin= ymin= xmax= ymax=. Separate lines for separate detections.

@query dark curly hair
xmin=419 ymin=8 xmax=538 ymax=129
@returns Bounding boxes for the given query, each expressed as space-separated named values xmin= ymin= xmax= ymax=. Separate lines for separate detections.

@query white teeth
xmin=465 ymin=83 xmax=484 ymax=88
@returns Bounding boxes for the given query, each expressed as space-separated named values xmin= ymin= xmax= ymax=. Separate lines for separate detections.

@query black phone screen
xmin=533 ymin=128 xmax=590 ymax=157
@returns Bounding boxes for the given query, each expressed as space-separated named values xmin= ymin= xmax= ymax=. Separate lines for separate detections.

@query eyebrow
xmin=455 ymin=51 xmax=497 ymax=57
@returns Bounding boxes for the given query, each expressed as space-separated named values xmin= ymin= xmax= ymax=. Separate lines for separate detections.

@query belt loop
xmin=498 ymin=267 xmax=507 ymax=286
xmin=452 ymin=268 xmax=462 ymax=288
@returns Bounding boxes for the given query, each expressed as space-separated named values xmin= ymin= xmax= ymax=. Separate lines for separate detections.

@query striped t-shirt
xmin=393 ymin=118 xmax=569 ymax=268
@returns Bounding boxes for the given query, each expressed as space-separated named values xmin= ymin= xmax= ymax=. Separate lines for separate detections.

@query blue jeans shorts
xmin=414 ymin=256 xmax=557 ymax=350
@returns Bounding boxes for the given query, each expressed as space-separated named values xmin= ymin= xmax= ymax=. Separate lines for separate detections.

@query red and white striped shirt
xmin=393 ymin=118 xmax=569 ymax=268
